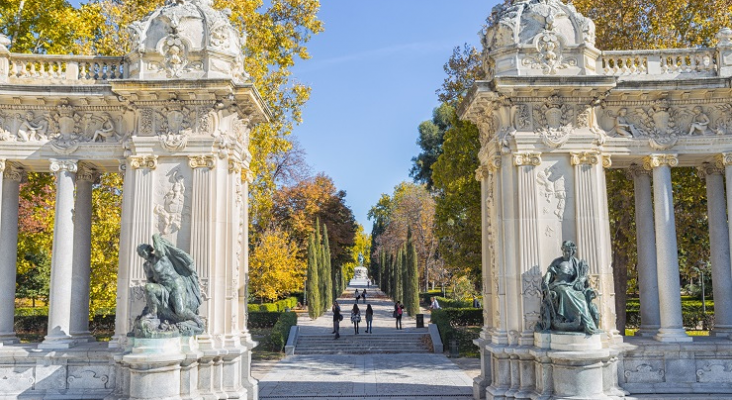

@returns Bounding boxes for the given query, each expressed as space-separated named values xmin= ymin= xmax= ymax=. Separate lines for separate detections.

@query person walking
xmin=332 ymin=301 xmax=342 ymax=339
xmin=361 ymin=289 xmax=367 ymax=304
xmin=394 ymin=301 xmax=403 ymax=330
xmin=351 ymin=304 xmax=361 ymax=334
xmin=365 ymin=304 xmax=374 ymax=333
xmin=354 ymin=288 xmax=361 ymax=303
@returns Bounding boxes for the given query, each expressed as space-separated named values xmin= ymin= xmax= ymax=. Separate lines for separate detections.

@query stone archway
xmin=461 ymin=0 xmax=732 ymax=398
xmin=0 ymin=1 xmax=268 ymax=398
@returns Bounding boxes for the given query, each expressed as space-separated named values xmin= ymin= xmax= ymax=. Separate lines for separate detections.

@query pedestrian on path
xmin=354 ymin=288 xmax=361 ymax=303
xmin=394 ymin=301 xmax=403 ymax=330
xmin=332 ymin=301 xmax=341 ymax=339
xmin=351 ymin=304 xmax=361 ymax=334
xmin=361 ymin=289 xmax=367 ymax=304
xmin=365 ymin=304 xmax=374 ymax=333
xmin=429 ymin=297 xmax=441 ymax=310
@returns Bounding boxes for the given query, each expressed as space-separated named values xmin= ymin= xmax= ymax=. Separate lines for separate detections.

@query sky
xmin=288 ymin=1 xmax=494 ymax=231
xmin=70 ymin=0 xmax=498 ymax=230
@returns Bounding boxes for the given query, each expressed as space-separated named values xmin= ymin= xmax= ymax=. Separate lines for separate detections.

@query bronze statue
xmin=131 ymin=234 xmax=204 ymax=337
xmin=536 ymin=240 xmax=600 ymax=334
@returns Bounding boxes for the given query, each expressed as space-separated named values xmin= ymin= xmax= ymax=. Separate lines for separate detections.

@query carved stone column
xmin=112 ymin=155 xmax=157 ymax=347
xmin=571 ymin=152 xmax=617 ymax=338
xmin=239 ymin=165 xmax=258 ymax=398
xmin=0 ymin=161 xmax=24 ymax=344
xmin=703 ymin=158 xmax=732 ymax=336
xmin=644 ymin=154 xmax=691 ymax=342
xmin=42 ymin=159 xmax=79 ymax=348
xmin=628 ymin=164 xmax=661 ymax=337
xmin=69 ymin=163 xmax=101 ymax=342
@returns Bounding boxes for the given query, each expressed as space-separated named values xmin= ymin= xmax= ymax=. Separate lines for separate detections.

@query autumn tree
xmin=249 ymin=228 xmax=304 ymax=302
xmin=343 ymin=224 xmax=371 ymax=289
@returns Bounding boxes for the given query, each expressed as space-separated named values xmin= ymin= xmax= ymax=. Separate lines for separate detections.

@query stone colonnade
xmin=0 ymin=160 xmax=100 ymax=348
xmin=630 ymin=154 xmax=732 ymax=340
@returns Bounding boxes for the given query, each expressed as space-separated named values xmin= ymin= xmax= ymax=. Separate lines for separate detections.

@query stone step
xmin=295 ymin=333 xmax=431 ymax=354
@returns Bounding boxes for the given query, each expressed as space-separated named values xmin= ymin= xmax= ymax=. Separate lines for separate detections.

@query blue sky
xmin=71 ymin=0 xmax=497 ymax=231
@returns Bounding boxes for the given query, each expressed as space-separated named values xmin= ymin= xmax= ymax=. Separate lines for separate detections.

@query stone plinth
xmin=123 ymin=337 xmax=187 ymax=400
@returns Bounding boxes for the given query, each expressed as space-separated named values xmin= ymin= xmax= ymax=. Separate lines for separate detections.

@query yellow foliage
xmin=249 ymin=227 xmax=305 ymax=302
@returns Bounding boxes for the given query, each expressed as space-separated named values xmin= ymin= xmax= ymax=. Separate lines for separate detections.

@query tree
xmin=306 ymin=233 xmax=320 ymax=319
xmin=319 ymin=222 xmax=333 ymax=312
xmin=15 ymin=250 xmax=51 ymax=308
xmin=394 ymin=247 xmax=404 ymax=303
xmin=410 ymin=104 xmax=453 ymax=188
xmin=405 ymin=228 xmax=420 ymax=316
xmin=249 ymin=227 xmax=304 ymax=302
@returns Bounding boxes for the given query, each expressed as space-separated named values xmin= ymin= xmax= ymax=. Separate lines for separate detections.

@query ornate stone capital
xmin=513 ymin=152 xmax=542 ymax=167
xmin=49 ymin=159 xmax=78 ymax=173
xmin=129 ymin=155 xmax=158 ymax=170
xmin=487 ymin=156 xmax=502 ymax=171
xmin=697 ymin=162 xmax=724 ymax=179
xmin=643 ymin=154 xmax=678 ymax=170
xmin=242 ymin=166 xmax=254 ymax=183
xmin=77 ymin=163 xmax=102 ymax=183
xmin=626 ymin=163 xmax=652 ymax=180
xmin=189 ymin=155 xmax=216 ymax=169
xmin=3 ymin=162 xmax=26 ymax=182
xmin=228 ymin=159 xmax=242 ymax=175
xmin=475 ymin=165 xmax=489 ymax=181
xmin=570 ymin=152 xmax=601 ymax=166
xmin=715 ymin=153 xmax=732 ymax=169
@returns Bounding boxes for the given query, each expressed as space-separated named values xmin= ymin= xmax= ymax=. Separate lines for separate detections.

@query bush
xmin=431 ymin=308 xmax=483 ymax=355
xmin=419 ymin=290 xmax=444 ymax=306
xmin=270 ymin=312 xmax=298 ymax=352
xmin=248 ymin=312 xmax=284 ymax=329
xmin=435 ymin=296 xmax=472 ymax=309
xmin=15 ymin=314 xmax=115 ymax=338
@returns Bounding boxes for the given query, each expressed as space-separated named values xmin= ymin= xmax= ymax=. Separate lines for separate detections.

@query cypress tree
xmin=401 ymin=245 xmax=408 ymax=310
xmin=306 ymin=233 xmax=321 ymax=319
xmin=406 ymin=228 xmax=420 ymax=316
xmin=395 ymin=247 xmax=403 ymax=303
xmin=385 ymin=253 xmax=393 ymax=298
xmin=321 ymin=224 xmax=333 ymax=310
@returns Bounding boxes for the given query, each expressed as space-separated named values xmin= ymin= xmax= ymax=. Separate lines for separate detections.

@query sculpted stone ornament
xmin=536 ymin=240 xmax=600 ymax=334
xmin=533 ymin=95 xmax=574 ymax=148
xmin=131 ymin=234 xmax=204 ymax=338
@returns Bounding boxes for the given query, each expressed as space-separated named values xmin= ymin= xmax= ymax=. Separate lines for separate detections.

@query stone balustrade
xmin=598 ymin=48 xmax=718 ymax=77
xmin=6 ymin=54 xmax=126 ymax=83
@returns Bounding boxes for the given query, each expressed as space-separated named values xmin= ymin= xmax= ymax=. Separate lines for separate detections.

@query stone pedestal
xmin=532 ymin=333 xmax=624 ymax=400
xmin=122 ymin=337 xmax=187 ymax=400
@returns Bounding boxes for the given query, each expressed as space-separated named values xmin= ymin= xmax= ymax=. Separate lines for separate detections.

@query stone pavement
xmin=256 ymin=281 xmax=476 ymax=399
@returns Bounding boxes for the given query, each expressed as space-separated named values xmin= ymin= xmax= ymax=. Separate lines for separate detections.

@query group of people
xmin=331 ymin=301 xmax=373 ymax=338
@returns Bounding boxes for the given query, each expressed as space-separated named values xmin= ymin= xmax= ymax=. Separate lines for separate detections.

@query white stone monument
xmin=462 ymin=0 xmax=732 ymax=398
xmin=0 ymin=0 xmax=268 ymax=398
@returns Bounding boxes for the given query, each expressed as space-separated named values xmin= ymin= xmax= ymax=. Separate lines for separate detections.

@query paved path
xmin=257 ymin=281 xmax=476 ymax=399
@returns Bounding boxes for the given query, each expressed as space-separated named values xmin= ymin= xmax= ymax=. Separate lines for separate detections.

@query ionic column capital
xmin=228 ymin=159 xmax=242 ymax=175
xmin=242 ymin=166 xmax=254 ymax=183
xmin=49 ymin=159 xmax=78 ymax=174
xmin=475 ymin=165 xmax=489 ymax=181
xmin=3 ymin=162 xmax=26 ymax=182
xmin=569 ymin=151 xmax=610 ymax=167
xmin=189 ymin=155 xmax=216 ymax=169
xmin=128 ymin=155 xmax=158 ymax=170
xmin=626 ymin=163 xmax=652 ymax=180
xmin=513 ymin=152 xmax=541 ymax=167
xmin=697 ymin=162 xmax=725 ymax=179
xmin=643 ymin=154 xmax=678 ymax=170
xmin=715 ymin=153 xmax=732 ymax=168
xmin=76 ymin=163 xmax=102 ymax=183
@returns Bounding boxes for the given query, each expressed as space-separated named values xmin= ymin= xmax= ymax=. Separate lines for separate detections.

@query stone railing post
xmin=717 ymin=27 xmax=732 ymax=77
xmin=65 ymin=60 xmax=79 ymax=81
xmin=0 ymin=34 xmax=10 ymax=83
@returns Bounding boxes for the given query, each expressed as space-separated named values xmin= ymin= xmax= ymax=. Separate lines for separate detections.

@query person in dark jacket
xmin=351 ymin=304 xmax=361 ymax=334
xmin=332 ymin=301 xmax=341 ymax=339
xmin=365 ymin=304 xmax=374 ymax=333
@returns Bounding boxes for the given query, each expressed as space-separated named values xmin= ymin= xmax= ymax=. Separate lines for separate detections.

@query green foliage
xmin=430 ymin=308 xmax=482 ymax=356
xmin=410 ymin=103 xmax=453 ymax=188
xmin=15 ymin=250 xmax=51 ymax=307
xmin=248 ymin=312 xmax=286 ymax=329
xmin=270 ymin=312 xmax=298 ymax=352
xmin=394 ymin=247 xmax=404 ymax=302
xmin=319 ymin=223 xmax=333 ymax=313
xmin=306 ymin=232 xmax=321 ymax=319
xmin=435 ymin=296 xmax=472 ymax=309
xmin=405 ymin=228 xmax=420 ymax=316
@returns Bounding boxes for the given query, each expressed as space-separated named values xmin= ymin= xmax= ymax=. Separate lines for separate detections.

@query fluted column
xmin=705 ymin=156 xmax=732 ymax=336
xmin=0 ymin=162 xmax=24 ymax=344
xmin=644 ymin=154 xmax=691 ymax=342
xmin=628 ymin=164 xmax=661 ymax=337
xmin=69 ymin=163 xmax=101 ymax=342
xmin=42 ymin=159 xmax=79 ymax=348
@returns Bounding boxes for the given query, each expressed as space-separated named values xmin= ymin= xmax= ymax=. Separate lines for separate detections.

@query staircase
xmin=295 ymin=332 xmax=431 ymax=355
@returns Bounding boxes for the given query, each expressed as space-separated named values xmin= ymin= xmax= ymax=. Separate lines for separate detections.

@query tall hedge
xmin=320 ymin=223 xmax=333 ymax=312
xmin=307 ymin=233 xmax=321 ymax=319
xmin=405 ymin=228 xmax=420 ymax=316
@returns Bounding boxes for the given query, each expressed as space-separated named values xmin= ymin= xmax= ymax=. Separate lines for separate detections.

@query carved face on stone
xmin=561 ymin=241 xmax=577 ymax=260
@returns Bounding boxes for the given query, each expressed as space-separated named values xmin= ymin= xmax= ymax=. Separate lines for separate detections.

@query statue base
xmin=119 ymin=336 xmax=195 ymax=400
xmin=531 ymin=332 xmax=626 ymax=400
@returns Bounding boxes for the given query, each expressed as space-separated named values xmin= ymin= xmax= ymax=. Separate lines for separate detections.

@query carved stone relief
xmin=536 ymin=164 xmax=566 ymax=220
xmin=624 ymin=363 xmax=665 ymax=383
xmin=532 ymin=95 xmax=574 ymax=148
xmin=154 ymin=169 xmax=189 ymax=235
xmin=696 ymin=363 xmax=732 ymax=383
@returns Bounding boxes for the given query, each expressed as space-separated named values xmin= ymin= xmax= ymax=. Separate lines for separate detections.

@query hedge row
xmin=248 ymin=312 xmax=285 ymax=329
xmin=430 ymin=308 xmax=482 ymax=356
xmin=626 ymin=309 xmax=715 ymax=330
xmin=270 ymin=312 xmax=297 ymax=352
xmin=247 ymin=297 xmax=298 ymax=313
xmin=15 ymin=315 xmax=115 ymax=335
xmin=15 ymin=307 xmax=116 ymax=317
xmin=435 ymin=296 xmax=473 ymax=309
